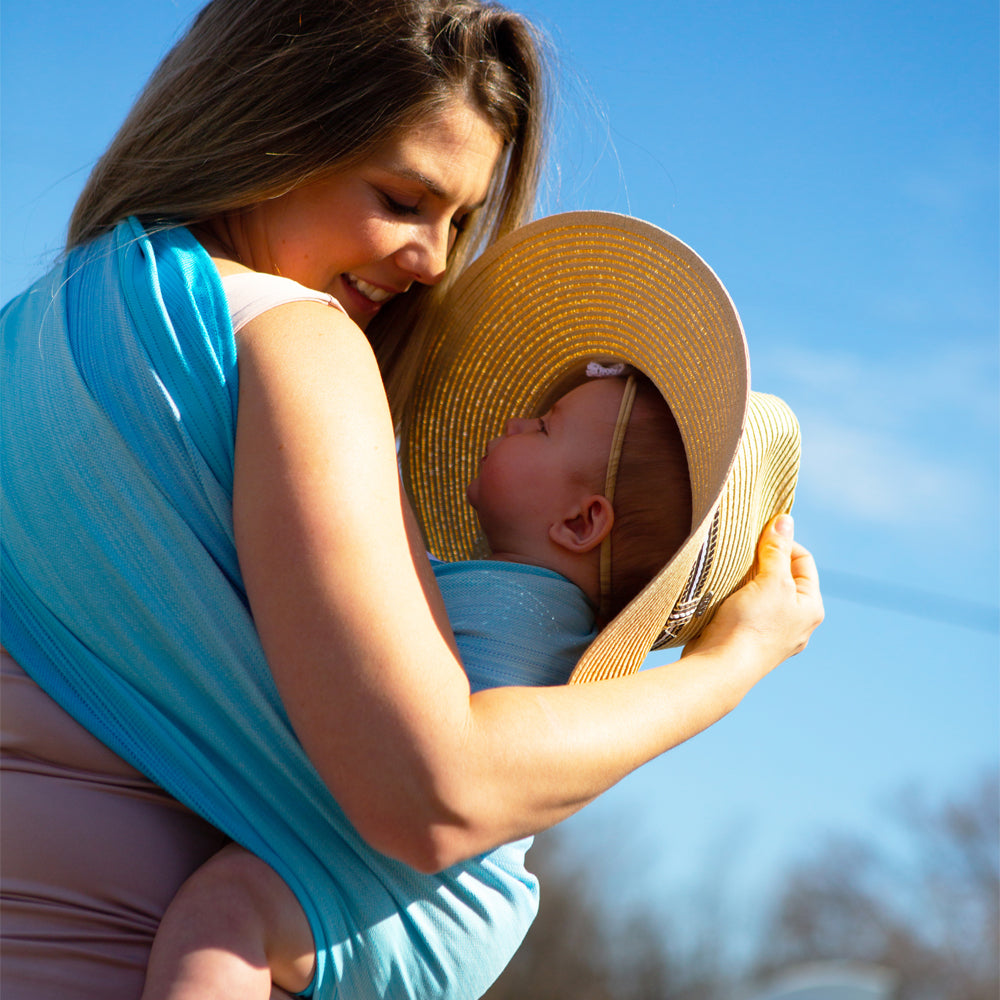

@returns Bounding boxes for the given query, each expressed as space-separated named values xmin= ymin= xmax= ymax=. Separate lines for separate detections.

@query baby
xmin=141 ymin=365 xmax=693 ymax=999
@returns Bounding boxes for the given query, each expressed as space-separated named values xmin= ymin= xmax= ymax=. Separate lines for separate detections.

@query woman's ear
xmin=549 ymin=495 xmax=614 ymax=554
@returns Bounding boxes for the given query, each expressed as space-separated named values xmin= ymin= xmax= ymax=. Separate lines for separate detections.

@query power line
xmin=819 ymin=568 xmax=1000 ymax=635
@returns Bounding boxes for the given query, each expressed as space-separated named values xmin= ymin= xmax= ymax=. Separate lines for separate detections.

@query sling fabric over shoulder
xmin=1 ymin=219 xmax=547 ymax=999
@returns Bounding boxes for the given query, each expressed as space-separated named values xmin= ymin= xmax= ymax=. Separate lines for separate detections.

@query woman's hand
xmin=683 ymin=514 xmax=824 ymax=672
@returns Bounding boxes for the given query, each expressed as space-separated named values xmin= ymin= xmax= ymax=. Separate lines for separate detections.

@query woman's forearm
xmin=347 ymin=522 xmax=821 ymax=872
xmin=430 ymin=648 xmax=758 ymax=865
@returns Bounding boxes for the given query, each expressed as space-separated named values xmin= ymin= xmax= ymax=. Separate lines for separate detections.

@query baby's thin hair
xmin=603 ymin=373 xmax=691 ymax=621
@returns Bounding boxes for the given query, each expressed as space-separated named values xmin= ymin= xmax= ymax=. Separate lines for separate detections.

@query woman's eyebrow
xmin=391 ymin=167 xmax=446 ymax=199
xmin=387 ymin=165 xmax=488 ymax=211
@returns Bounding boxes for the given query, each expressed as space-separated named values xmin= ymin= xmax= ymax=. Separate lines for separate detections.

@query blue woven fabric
xmin=434 ymin=560 xmax=597 ymax=693
xmin=1 ymin=218 xmax=595 ymax=999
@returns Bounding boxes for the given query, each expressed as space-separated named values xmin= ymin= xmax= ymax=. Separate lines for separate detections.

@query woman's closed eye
xmin=380 ymin=191 xmax=420 ymax=217
xmin=380 ymin=192 xmax=467 ymax=247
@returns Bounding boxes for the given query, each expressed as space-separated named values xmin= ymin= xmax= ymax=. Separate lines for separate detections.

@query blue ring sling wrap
xmin=1 ymin=218 xmax=596 ymax=998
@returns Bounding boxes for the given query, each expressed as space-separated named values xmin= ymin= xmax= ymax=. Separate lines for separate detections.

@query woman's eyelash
xmin=381 ymin=190 xmax=470 ymax=235
xmin=381 ymin=193 xmax=419 ymax=216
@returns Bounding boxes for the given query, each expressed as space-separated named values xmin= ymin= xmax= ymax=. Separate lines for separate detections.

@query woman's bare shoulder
xmin=210 ymin=256 xmax=249 ymax=279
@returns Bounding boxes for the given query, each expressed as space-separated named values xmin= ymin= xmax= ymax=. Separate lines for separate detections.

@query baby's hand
xmin=683 ymin=515 xmax=824 ymax=672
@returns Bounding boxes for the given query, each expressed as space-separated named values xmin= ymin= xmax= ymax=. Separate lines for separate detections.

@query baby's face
xmin=466 ymin=378 xmax=625 ymax=554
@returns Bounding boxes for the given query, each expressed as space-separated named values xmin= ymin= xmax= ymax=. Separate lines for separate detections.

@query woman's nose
xmin=397 ymin=221 xmax=452 ymax=286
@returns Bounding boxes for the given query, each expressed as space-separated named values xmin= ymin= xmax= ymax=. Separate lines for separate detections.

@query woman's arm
xmin=233 ymin=302 xmax=823 ymax=873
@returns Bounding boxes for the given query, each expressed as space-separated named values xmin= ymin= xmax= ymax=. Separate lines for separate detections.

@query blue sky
xmin=3 ymin=0 xmax=997 ymax=943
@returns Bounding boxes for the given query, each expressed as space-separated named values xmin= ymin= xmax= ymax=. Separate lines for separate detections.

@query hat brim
xmin=568 ymin=390 xmax=800 ymax=682
xmin=400 ymin=211 xmax=763 ymax=673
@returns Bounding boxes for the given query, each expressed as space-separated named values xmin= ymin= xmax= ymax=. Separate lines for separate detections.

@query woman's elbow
xmin=386 ymin=829 xmax=480 ymax=874
xmin=348 ymin=798 xmax=487 ymax=874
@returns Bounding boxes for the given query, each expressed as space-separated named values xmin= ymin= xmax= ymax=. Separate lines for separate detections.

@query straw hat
xmin=399 ymin=211 xmax=800 ymax=684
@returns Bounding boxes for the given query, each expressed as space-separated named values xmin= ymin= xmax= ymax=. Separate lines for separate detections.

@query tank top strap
xmin=221 ymin=271 xmax=345 ymax=334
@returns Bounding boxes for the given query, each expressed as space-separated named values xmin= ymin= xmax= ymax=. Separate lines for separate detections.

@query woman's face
xmin=233 ymin=97 xmax=504 ymax=329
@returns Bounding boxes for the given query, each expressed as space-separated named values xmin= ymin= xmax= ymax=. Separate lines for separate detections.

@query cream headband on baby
xmin=588 ymin=363 xmax=638 ymax=623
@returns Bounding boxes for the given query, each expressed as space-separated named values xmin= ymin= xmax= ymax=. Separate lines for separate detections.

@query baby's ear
xmin=550 ymin=495 xmax=614 ymax=554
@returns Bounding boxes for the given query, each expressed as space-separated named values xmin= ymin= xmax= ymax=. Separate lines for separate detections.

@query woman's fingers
xmin=684 ymin=514 xmax=824 ymax=665
xmin=754 ymin=513 xmax=795 ymax=574
xmin=790 ymin=539 xmax=822 ymax=602
xmin=751 ymin=515 xmax=824 ymax=654
xmin=757 ymin=517 xmax=821 ymax=608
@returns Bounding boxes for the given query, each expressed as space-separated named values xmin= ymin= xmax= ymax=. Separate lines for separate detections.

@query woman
xmin=1 ymin=1 xmax=823 ymax=997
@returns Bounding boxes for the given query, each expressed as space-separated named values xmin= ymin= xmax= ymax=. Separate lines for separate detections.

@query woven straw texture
xmin=399 ymin=211 xmax=800 ymax=682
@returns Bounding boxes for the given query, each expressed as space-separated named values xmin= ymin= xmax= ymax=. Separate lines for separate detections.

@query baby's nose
xmin=505 ymin=416 xmax=533 ymax=436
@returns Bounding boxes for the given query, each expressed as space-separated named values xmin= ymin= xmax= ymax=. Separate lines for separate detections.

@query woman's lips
xmin=344 ymin=273 xmax=396 ymax=304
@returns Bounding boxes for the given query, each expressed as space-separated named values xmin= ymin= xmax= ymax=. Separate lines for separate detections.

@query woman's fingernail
xmin=775 ymin=514 xmax=794 ymax=538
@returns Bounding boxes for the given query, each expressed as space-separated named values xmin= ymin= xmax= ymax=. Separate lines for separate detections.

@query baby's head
xmin=466 ymin=367 xmax=692 ymax=622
